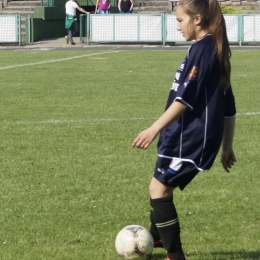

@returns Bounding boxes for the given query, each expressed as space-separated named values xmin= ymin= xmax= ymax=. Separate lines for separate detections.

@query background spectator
xmin=65 ymin=0 xmax=89 ymax=45
xmin=118 ymin=0 xmax=133 ymax=13
xmin=95 ymin=0 xmax=110 ymax=14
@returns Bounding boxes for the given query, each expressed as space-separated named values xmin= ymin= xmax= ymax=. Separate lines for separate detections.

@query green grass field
xmin=1 ymin=48 xmax=260 ymax=260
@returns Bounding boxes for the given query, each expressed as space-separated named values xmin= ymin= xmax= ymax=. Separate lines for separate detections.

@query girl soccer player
xmin=132 ymin=0 xmax=236 ymax=259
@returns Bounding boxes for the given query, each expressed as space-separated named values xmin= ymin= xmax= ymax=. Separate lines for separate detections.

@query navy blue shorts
xmin=153 ymin=157 xmax=199 ymax=190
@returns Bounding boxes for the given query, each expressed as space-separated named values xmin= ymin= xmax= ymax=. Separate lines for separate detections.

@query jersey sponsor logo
xmin=188 ymin=66 xmax=199 ymax=80
xmin=175 ymin=72 xmax=181 ymax=81
xmin=179 ymin=63 xmax=185 ymax=71
xmin=171 ymin=81 xmax=179 ymax=91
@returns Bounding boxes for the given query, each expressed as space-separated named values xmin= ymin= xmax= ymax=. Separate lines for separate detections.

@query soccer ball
xmin=115 ymin=225 xmax=154 ymax=259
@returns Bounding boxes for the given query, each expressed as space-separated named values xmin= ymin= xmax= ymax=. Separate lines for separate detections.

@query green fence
xmin=80 ymin=13 xmax=260 ymax=45
xmin=0 ymin=14 xmax=21 ymax=45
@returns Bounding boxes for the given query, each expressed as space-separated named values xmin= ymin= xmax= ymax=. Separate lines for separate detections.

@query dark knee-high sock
xmin=149 ymin=199 xmax=161 ymax=241
xmin=150 ymin=196 xmax=184 ymax=257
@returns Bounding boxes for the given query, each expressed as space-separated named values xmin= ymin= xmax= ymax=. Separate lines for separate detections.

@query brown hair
xmin=178 ymin=0 xmax=231 ymax=90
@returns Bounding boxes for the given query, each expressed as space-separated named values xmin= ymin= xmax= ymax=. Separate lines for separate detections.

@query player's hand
xmin=132 ymin=127 xmax=158 ymax=150
xmin=221 ymin=149 xmax=236 ymax=173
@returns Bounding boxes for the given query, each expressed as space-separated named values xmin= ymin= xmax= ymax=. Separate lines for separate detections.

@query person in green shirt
xmin=65 ymin=0 xmax=89 ymax=45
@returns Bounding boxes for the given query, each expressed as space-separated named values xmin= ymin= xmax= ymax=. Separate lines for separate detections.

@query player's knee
xmin=149 ymin=177 xmax=172 ymax=199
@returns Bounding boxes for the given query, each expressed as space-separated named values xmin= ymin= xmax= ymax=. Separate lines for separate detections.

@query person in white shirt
xmin=65 ymin=0 xmax=89 ymax=45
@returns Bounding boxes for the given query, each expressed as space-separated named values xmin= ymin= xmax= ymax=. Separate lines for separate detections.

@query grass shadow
xmin=149 ymin=251 xmax=260 ymax=260
xmin=187 ymin=250 xmax=260 ymax=260
xmin=148 ymin=252 xmax=166 ymax=260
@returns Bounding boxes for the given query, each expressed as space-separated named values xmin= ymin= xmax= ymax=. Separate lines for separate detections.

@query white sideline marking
xmin=1 ymin=112 xmax=260 ymax=126
xmin=241 ymin=112 xmax=260 ymax=115
xmin=1 ymin=117 xmax=157 ymax=126
xmin=0 ymin=50 xmax=121 ymax=71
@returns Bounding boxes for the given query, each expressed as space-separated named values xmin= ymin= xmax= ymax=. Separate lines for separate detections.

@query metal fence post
xmin=87 ymin=14 xmax=90 ymax=45
xmin=27 ymin=14 xmax=31 ymax=43
xmin=18 ymin=14 xmax=21 ymax=46
xmin=162 ymin=13 xmax=166 ymax=46
xmin=113 ymin=14 xmax=115 ymax=43
xmin=238 ymin=14 xmax=242 ymax=46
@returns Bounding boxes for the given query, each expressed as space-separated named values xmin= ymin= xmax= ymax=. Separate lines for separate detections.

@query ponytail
xmin=208 ymin=0 xmax=231 ymax=90
xmin=178 ymin=0 xmax=231 ymax=90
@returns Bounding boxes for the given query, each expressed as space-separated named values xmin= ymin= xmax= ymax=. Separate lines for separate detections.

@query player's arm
xmin=77 ymin=6 xmax=90 ymax=14
xmin=118 ymin=0 xmax=121 ymax=11
xmin=95 ymin=0 xmax=99 ymax=13
xmin=130 ymin=0 xmax=133 ymax=11
xmin=132 ymin=101 xmax=187 ymax=149
xmin=221 ymin=116 xmax=236 ymax=173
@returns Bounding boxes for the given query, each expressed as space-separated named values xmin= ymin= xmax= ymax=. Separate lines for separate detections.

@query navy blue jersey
xmin=157 ymin=35 xmax=236 ymax=171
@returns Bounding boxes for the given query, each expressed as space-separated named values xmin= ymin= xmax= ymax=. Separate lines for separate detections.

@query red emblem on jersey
xmin=188 ymin=66 xmax=199 ymax=80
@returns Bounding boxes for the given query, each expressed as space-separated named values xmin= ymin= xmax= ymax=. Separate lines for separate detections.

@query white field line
xmin=241 ymin=112 xmax=260 ymax=115
xmin=1 ymin=112 xmax=260 ymax=126
xmin=0 ymin=50 xmax=121 ymax=71
xmin=0 ymin=117 xmax=157 ymax=126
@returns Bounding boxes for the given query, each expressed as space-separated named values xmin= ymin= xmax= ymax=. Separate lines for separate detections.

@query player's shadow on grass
xmin=150 ymin=251 xmax=260 ymax=260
